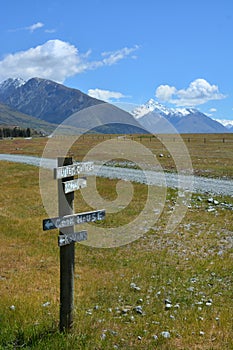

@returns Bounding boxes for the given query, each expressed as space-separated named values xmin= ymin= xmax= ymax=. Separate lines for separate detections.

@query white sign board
xmin=63 ymin=177 xmax=87 ymax=194
xmin=58 ymin=231 xmax=87 ymax=246
xmin=54 ymin=162 xmax=94 ymax=179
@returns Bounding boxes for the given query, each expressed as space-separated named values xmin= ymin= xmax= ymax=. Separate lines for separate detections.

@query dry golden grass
xmin=1 ymin=133 xmax=233 ymax=178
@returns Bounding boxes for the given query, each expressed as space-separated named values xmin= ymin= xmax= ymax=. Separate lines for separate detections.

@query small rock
xmin=130 ymin=282 xmax=141 ymax=291
xmin=152 ymin=335 xmax=158 ymax=340
xmin=134 ymin=305 xmax=143 ymax=315
xmin=101 ymin=333 xmax=106 ymax=340
xmin=121 ymin=308 xmax=129 ymax=314
xmin=165 ymin=303 xmax=172 ymax=310
xmin=199 ymin=331 xmax=205 ymax=336
xmin=206 ymin=299 xmax=213 ymax=306
xmin=9 ymin=305 xmax=16 ymax=311
xmin=207 ymin=207 xmax=215 ymax=212
xmin=138 ymin=336 xmax=142 ymax=340
xmin=161 ymin=331 xmax=171 ymax=338
xmin=42 ymin=302 xmax=50 ymax=307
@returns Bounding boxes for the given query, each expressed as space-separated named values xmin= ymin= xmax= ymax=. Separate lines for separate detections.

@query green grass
xmin=0 ymin=160 xmax=232 ymax=349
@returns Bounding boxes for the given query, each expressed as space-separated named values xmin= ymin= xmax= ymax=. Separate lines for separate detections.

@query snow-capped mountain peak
xmin=132 ymin=99 xmax=170 ymax=118
xmin=130 ymin=98 xmax=229 ymax=133
xmin=131 ymin=98 xmax=198 ymax=119
xmin=0 ymin=78 xmax=25 ymax=91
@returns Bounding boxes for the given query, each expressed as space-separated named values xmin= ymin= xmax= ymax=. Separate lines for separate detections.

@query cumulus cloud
xmin=88 ymin=88 xmax=126 ymax=102
xmin=0 ymin=40 xmax=139 ymax=83
xmin=155 ymin=79 xmax=226 ymax=106
xmin=155 ymin=85 xmax=177 ymax=101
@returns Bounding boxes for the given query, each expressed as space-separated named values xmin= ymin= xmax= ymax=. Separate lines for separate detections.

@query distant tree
xmin=26 ymin=127 xmax=31 ymax=137
xmin=12 ymin=127 xmax=19 ymax=137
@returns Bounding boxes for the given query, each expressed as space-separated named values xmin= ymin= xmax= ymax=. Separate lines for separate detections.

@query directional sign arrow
xmin=44 ymin=220 xmax=56 ymax=231
xmin=43 ymin=219 xmax=57 ymax=231
xmin=43 ymin=209 xmax=105 ymax=231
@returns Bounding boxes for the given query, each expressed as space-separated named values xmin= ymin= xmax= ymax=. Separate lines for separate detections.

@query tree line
xmin=0 ymin=127 xmax=42 ymax=138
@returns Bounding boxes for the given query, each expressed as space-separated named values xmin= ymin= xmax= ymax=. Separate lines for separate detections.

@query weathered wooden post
xmin=58 ymin=157 xmax=75 ymax=332
xmin=42 ymin=157 xmax=106 ymax=332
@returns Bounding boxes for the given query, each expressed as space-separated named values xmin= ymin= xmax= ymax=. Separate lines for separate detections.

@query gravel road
xmin=1 ymin=154 xmax=233 ymax=196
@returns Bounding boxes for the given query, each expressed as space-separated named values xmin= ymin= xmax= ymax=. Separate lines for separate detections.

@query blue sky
xmin=1 ymin=0 xmax=233 ymax=123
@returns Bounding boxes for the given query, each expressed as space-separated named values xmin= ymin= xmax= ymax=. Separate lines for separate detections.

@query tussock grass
xmin=0 ymin=160 xmax=232 ymax=349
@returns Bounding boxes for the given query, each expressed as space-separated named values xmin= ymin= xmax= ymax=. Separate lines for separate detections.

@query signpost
xmin=42 ymin=157 xmax=105 ymax=332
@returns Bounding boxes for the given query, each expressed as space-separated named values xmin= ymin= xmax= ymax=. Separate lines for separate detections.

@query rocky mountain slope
xmin=0 ymin=102 xmax=56 ymax=133
xmin=0 ymin=78 xmax=145 ymax=134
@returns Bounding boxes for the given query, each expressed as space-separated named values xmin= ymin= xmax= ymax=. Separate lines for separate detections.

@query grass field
xmin=0 ymin=135 xmax=232 ymax=349
xmin=1 ymin=133 xmax=233 ymax=178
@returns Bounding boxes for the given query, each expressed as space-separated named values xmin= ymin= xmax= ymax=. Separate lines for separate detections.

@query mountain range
xmin=0 ymin=77 xmax=145 ymax=134
xmin=0 ymin=77 xmax=231 ymax=134
xmin=131 ymin=99 xmax=229 ymax=134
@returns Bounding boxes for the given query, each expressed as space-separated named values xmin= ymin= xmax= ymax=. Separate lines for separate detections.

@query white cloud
xmin=0 ymin=40 xmax=139 ymax=83
xmin=209 ymin=108 xmax=217 ymax=113
xmin=155 ymin=85 xmax=177 ymax=101
xmin=45 ymin=29 xmax=57 ymax=34
xmin=155 ymin=79 xmax=226 ymax=106
xmin=88 ymin=88 xmax=126 ymax=102
xmin=101 ymin=45 xmax=139 ymax=65
xmin=9 ymin=22 xmax=44 ymax=33
xmin=26 ymin=22 xmax=44 ymax=32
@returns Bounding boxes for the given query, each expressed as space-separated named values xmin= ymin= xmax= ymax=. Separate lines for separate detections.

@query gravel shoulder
xmin=1 ymin=154 xmax=233 ymax=196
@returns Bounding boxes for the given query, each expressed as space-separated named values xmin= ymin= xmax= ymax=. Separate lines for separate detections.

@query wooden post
xmin=58 ymin=157 xmax=75 ymax=332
